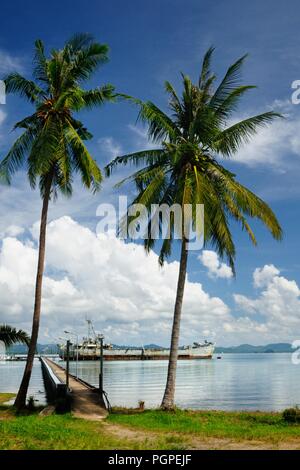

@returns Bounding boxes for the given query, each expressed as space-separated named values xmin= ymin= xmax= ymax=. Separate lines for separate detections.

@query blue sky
xmin=0 ymin=0 xmax=300 ymax=346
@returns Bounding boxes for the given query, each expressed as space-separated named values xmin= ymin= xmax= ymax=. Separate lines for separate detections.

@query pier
xmin=41 ymin=357 xmax=107 ymax=420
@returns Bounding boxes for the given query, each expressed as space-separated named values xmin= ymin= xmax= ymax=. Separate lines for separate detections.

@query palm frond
xmin=213 ymin=85 xmax=256 ymax=123
xmin=13 ymin=113 xmax=41 ymax=131
xmin=5 ymin=73 xmax=45 ymax=103
xmin=33 ymin=39 xmax=49 ymax=85
xmin=1 ymin=34 xmax=112 ymax=201
xmin=209 ymin=54 xmax=248 ymax=109
xmin=0 ymin=129 xmax=36 ymax=183
xmin=68 ymin=42 xmax=109 ymax=83
xmin=27 ymin=116 xmax=61 ymax=182
xmin=105 ymin=149 xmax=166 ymax=177
xmin=198 ymin=46 xmax=215 ymax=89
xmin=0 ymin=325 xmax=30 ymax=348
xmin=223 ymin=194 xmax=257 ymax=245
xmin=165 ymin=81 xmax=182 ymax=115
xmin=215 ymin=112 xmax=282 ymax=156
xmin=80 ymin=84 xmax=115 ymax=108
xmin=206 ymin=162 xmax=282 ymax=240
xmin=65 ymin=32 xmax=95 ymax=52
xmin=65 ymin=122 xmax=102 ymax=192
xmin=138 ymin=101 xmax=180 ymax=142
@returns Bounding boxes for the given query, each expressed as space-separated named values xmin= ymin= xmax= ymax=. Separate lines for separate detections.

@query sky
xmin=0 ymin=0 xmax=300 ymax=346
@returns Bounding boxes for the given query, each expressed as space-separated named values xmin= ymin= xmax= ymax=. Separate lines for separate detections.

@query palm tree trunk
xmin=161 ymin=237 xmax=188 ymax=410
xmin=14 ymin=176 xmax=52 ymax=410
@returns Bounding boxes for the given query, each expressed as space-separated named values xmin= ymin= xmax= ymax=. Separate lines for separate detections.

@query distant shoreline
xmin=7 ymin=342 xmax=295 ymax=355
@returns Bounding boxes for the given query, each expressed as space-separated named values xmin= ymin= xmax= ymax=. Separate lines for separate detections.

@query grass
xmin=1 ymin=394 xmax=300 ymax=450
xmin=0 ymin=413 xmax=150 ymax=450
xmin=108 ymin=408 xmax=300 ymax=443
xmin=0 ymin=394 xmax=182 ymax=450
xmin=0 ymin=393 xmax=15 ymax=406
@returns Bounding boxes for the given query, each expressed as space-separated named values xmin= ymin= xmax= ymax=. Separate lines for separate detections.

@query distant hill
xmin=103 ymin=342 xmax=294 ymax=352
xmin=6 ymin=342 xmax=294 ymax=354
xmin=7 ymin=343 xmax=59 ymax=354
xmin=144 ymin=344 xmax=164 ymax=350
xmin=215 ymin=343 xmax=294 ymax=353
xmin=6 ymin=343 xmax=164 ymax=354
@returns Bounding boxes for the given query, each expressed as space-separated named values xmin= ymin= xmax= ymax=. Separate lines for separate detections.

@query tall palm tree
xmin=0 ymin=33 xmax=114 ymax=409
xmin=106 ymin=48 xmax=283 ymax=410
xmin=0 ymin=325 xmax=30 ymax=348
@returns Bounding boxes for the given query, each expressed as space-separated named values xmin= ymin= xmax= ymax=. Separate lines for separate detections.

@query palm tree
xmin=106 ymin=48 xmax=283 ymax=410
xmin=0 ymin=325 xmax=30 ymax=348
xmin=0 ymin=33 xmax=114 ymax=409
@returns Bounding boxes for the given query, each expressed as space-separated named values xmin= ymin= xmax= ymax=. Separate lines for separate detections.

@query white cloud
xmin=253 ymin=264 xmax=280 ymax=288
xmin=198 ymin=250 xmax=233 ymax=279
xmin=228 ymin=100 xmax=300 ymax=169
xmin=128 ymin=124 xmax=159 ymax=150
xmin=0 ymin=50 xmax=24 ymax=75
xmin=0 ymin=216 xmax=231 ymax=345
xmin=234 ymin=264 xmax=300 ymax=340
xmin=0 ymin=170 xmax=123 ymax=237
xmin=1 ymin=217 xmax=299 ymax=347
xmin=0 ymin=109 xmax=7 ymax=146
xmin=1 ymin=225 xmax=25 ymax=238
xmin=0 ymin=110 xmax=6 ymax=126
xmin=124 ymin=101 xmax=300 ymax=172
xmin=98 ymin=137 xmax=122 ymax=161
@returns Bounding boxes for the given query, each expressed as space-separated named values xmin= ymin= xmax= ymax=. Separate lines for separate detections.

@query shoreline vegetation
xmin=1 ymin=394 xmax=300 ymax=450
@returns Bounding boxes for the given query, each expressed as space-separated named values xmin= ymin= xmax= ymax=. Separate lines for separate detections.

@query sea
xmin=0 ymin=353 xmax=299 ymax=410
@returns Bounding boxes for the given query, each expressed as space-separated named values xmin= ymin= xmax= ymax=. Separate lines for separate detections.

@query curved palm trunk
xmin=14 ymin=177 xmax=52 ymax=410
xmin=161 ymin=237 xmax=188 ymax=410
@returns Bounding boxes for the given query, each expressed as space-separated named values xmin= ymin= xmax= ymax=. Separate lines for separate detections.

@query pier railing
xmin=40 ymin=357 xmax=71 ymax=411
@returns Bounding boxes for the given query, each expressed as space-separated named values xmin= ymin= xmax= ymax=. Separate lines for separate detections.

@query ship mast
xmin=86 ymin=317 xmax=97 ymax=341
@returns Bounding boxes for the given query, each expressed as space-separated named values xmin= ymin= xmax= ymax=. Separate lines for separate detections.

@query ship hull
xmin=61 ymin=345 xmax=215 ymax=361
xmin=66 ymin=354 xmax=213 ymax=361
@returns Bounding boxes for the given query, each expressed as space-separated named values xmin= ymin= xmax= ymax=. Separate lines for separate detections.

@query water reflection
xmin=62 ymin=353 xmax=300 ymax=410
xmin=0 ymin=359 xmax=46 ymax=405
xmin=0 ymin=354 xmax=299 ymax=410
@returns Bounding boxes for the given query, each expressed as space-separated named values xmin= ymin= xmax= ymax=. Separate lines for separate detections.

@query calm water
xmin=1 ymin=354 xmax=299 ymax=410
xmin=0 ymin=359 xmax=47 ymax=405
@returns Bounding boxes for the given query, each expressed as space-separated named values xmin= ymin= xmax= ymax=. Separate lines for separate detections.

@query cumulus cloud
xmin=1 ymin=216 xmax=299 ymax=346
xmin=0 ymin=216 xmax=231 ymax=345
xmin=198 ymin=250 xmax=233 ymax=279
xmin=228 ymin=100 xmax=300 ymax=169
xmin=234 ymin=264 xmax=300 ymax=340
xmin=253 ymin=264 xmax=280 ymax=288
xmin=1 ymin=225 xmax=25 ymax=238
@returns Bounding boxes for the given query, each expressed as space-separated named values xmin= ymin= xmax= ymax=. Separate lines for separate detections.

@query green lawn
xmin=1 ymin=394 xmax=300 ymax=450
xmin=0 ymin=413 xmax=147 ymax=450
xmin=108 ymin=408 xmax=300 ymax=442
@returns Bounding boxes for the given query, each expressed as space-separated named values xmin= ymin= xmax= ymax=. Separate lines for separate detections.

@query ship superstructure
xmin=59 ymin=320 xmax=215 ymax=361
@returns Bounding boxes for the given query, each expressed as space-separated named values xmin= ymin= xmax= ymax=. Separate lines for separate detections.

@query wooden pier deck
xmin=43 ymin=358 xmax=108 ymax=421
